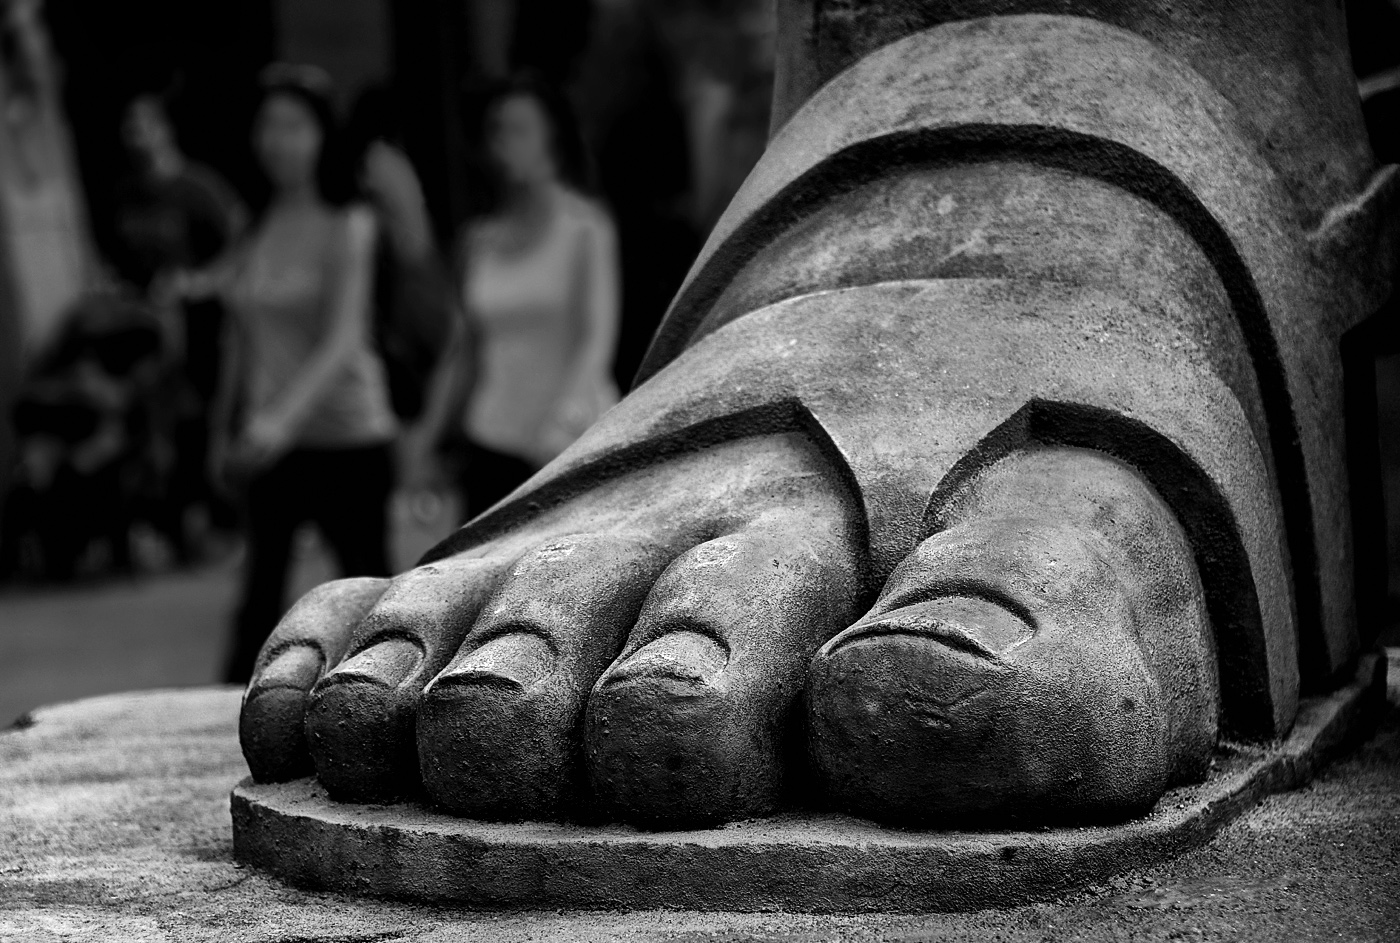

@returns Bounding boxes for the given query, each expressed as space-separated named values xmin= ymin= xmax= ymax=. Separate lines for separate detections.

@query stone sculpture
xmin=238 ymin=0 xmax=1398 ymax=832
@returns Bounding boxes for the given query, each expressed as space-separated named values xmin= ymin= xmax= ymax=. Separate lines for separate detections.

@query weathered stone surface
xmin=236 ymin=0 xmax=1396 ymax=845
xmin=768 ymin=1 xmax=1373 ymax=226
xmin=229 ymin=648 xmax=1375 ymax=910
xmin=638 ymin=13 xmax=1396 ymax=695
xmin=808 ymin=448 xmax=1218 ymax=826
xmin=2 ymin=664 xmax=1396 ymax=938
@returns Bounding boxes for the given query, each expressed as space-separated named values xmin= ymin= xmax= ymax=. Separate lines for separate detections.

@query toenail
xmin=829 ymin=596 xmax=1032 ymax=658
xmin=252 ymin=644 xmax=323 ymax=691
xmin=434 ymin=633 xmax=555 ymax=691
xmin=607 ymin=631 xmax=728 ymax=686
xmin=325 ymin=637 xmax=422 ymax=688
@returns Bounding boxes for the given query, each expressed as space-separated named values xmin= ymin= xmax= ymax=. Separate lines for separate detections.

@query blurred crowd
xmin=0 ymin=62 xmax=660 ymax=683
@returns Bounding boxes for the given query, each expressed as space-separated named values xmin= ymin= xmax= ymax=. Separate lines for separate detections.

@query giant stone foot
xmin=240 ymin=0 xmax=1397 ymax=834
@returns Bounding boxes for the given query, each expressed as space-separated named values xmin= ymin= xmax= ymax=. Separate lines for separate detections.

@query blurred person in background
xmin=177 ymin=65 xmax=398 ymax=683
xmin=403 ymin=74 xmax=620 ymax=520
xmin=113 ymin=92 xmax=246 ymax=560
xmin=344 ymin=86 xmax=453 ymax=428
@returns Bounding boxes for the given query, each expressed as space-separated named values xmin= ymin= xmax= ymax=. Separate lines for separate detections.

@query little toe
xmin=417 ymin=533 xmax=671 ymax=820
xmin=585 ymin=519 xmax=860 ymax=829
xmin=240 ymin=577 xmax=388 ymax=783
xmin=304 ymin=556 xmax=509 ymax=803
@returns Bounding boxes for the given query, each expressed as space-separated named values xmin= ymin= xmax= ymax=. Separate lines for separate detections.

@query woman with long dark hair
xmin=184 ymin=65 xmax=398 ymax=683
xmin=403 ymin=74 xmax=620 ymax=520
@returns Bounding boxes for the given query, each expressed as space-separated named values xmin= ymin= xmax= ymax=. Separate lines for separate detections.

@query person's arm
xmin=158 ymin=249 xmax=240 ymax=304
xmin=362 ymin=141 xmax=434 ymax=265
xmin=364 ymin=142 xmax=454 ymax=359
xmin=188 ymin=168 xmax=249 ymax=265
xmin=163 ymin=175 xmax=248 ymax=303
xmin=534 ymin=206 xmax=620 ymax=461
xmin=398 ymin=229 xmax=476 ymax=488
xmin=567 ymin=208 xmax=620 ymax=392
xmin=398 ymin=315 xmax=471 ymax=488
xmin=212 ymin=174 xmax=250 ymax=248
xmin=208 ymin=293 xmax=246 ymax=487
xmin=241 ymin=207 xmax=378 ymax=461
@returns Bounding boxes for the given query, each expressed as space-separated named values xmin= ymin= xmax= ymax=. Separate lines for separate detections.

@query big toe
xmin=807 ymin=589 xmax=1165 ymax=827
xmin=808 ymin=446 xmax=1219 ymax=828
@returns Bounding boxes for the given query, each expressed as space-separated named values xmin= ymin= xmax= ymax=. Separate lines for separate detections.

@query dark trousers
xmin=225 ymin=443 xmax=394 ymax=684
xmin=166 ymin=299 xmax=239 ymax=546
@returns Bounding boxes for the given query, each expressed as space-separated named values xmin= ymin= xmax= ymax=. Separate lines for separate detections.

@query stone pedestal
xmin=231 ymin=649 xmax=1384 ymax=911
xmin=1 ymin=651 xmax=1396 ymax=940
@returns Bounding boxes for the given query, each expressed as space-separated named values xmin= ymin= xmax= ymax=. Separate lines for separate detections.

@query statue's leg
xmin=238 ymin=4 xmax=1395 ymax=830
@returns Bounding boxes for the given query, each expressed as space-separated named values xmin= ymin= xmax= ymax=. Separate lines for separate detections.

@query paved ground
xmin=0 ymin=497 xmax=456 ymax=725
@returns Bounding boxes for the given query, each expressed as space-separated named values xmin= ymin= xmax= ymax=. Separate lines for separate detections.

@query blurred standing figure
xmin=112 ymin=93 xmax=245 ymax=557
xmin=345 ymin=87 xmax=453 ymax=425
xmin=406 ymin=75 xmax=620 ymax=519
xmin=186 ymin=66 xmax=398 ymax=683
xmin=114 ymin=94 xmax=245 ymax=294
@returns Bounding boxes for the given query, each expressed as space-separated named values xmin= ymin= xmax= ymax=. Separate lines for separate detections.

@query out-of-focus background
xmin=0 ymin=0 xmax=1397 ymax=723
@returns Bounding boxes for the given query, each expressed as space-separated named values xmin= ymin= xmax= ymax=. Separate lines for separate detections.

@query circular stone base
xmin=231 ymin=651 xmax=1387 ymax=913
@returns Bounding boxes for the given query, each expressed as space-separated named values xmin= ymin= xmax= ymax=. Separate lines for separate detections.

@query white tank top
xmin=463 ymin=191 xmax=617 ymax=463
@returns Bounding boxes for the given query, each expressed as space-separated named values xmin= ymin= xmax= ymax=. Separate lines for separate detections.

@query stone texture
xmin=234 ymin=656 xmax=1381 ymax=911
xmin=807 ymin=447 xmax=1218 ymax=826
xmin=235 ymin=0 xmax=1397 ymax=841
xmin=248 ymin=433 xmax=868 ymax=825
xmin=768 ymin=1 xmax=1373 ymax=228
xmin=2 ymin=662 xmax=1395 ymax=937
xmin=633 ymin=13 xmax=1397 ymax=695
